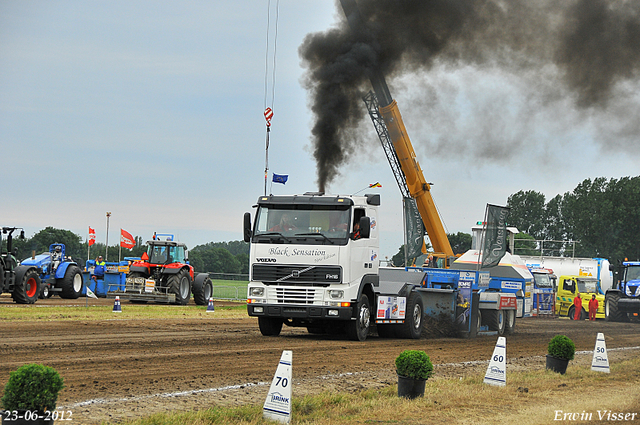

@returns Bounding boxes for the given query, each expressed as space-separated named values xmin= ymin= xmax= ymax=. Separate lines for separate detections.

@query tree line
xmin=1 ymin=227 xmax=249 ymax=275
xmin=390 ymin=176 xmax=639 ymax=266
xmin=5 ymin=176 xmax=638 ymax=272
xmin=506 ymin=176 xmax=640 ymax=264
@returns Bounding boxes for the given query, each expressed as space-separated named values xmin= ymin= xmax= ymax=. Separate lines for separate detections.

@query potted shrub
xmin=1 ymin=364 xmax=64 ymax=425
xmin=395 ymin=350 xmax=433 ymax=399
xmin=546 ymin=335 xmax=576 ymax=374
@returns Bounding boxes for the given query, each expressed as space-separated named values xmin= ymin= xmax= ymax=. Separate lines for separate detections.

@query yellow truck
xmin=556 ymin=275 xmax=605 ymax=319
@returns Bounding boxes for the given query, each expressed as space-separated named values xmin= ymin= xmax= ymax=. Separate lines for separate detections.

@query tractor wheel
xmin=504 ymin=309 xmax=516 ymax=334
xmin=568 ymin=306 xmax=587 ymax=320
xmin=396 ymin=292 xmax=424 ymax=339
xmin=192 ymin=274 xmax=213 ymax=306
xmin=39 ymin=283 xmax=53 ymax=299
xmin=605 ymin=293 xmax=626 ymax=322
xmin=0 ymin=263 xmax=4 ymax=292
xmin=346 ymin=293 xmax=371 ymax=341
xmin=168 ymin=269 xmax=191 ymax=305
xmin=12 ymin=269 xmax=41 ymax=304
xmin=485 ymin=310 xmax=506 ymax=335
xmin=258 ymin=317 xmax=283 ymax=336
xmin=59 ymin=265 xmax=83 ymax=299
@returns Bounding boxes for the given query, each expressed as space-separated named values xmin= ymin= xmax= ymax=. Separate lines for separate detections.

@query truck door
xmin=349 ymin=208 xmax=378 ymax=288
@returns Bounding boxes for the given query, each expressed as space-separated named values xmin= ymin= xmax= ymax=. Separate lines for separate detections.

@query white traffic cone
xmin=484 ymin=336 xmax=507 ymax=386
xmin=206 ymin=298 xmax=215 ymax=313
xmin=112 ymin=296 xmax=122 ymax=313
xmin=591 ymin=332 xmax=610 ymax=373
xmin=263 ymin=350 xmax=292 ymax=424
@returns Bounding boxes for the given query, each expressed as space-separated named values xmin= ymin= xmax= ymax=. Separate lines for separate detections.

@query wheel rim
xmin=360 ymin=304 xmax=370 ymax=330
xmin=413 ymin=304 xmax=422 ymax=330
xmin=605 ymin=300 xmax=610 ymax=316
xmin=73 ymin=273 xmax=83 ymax=292
xmin=498 ymin=310 xmax=504 ymax=329
xmin=26 ymin=277 xmax=37 ymax=298
xmin=204 ymin=284 xmax=212 ymax=300
xmin=180 ymin=277 xmax=190 ymax=299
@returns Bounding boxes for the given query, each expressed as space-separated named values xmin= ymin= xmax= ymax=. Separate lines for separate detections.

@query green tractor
xmin=1 ymin=227 xmax=41 ymax=304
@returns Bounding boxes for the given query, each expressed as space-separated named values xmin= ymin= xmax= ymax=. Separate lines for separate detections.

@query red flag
xmin=120 ymin=229 xmax=135 ymax=249
xmin=88 ymin=227 xmax=96 ymax=246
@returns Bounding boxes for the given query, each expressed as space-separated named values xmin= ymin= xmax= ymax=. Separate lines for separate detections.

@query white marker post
xmin=263 ymin=350 xmax=292 ymax=424
xmin=591 ymin=332 xmax=610 ymax=373
xmin=484 ymin=336 xmax=507 ymax=386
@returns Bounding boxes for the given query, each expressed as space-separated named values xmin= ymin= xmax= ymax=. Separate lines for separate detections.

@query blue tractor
xmin=21 ymin=243 xmax=84 ymax=299
xmin=1 ymin=227 xmax=42 ymax=304
xmin=605 ymin=261 xmax=640 ymax=322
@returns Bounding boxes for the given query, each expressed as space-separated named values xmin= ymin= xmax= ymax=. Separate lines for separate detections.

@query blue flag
xmin=272 ymin=173 xmax=288 ymax=184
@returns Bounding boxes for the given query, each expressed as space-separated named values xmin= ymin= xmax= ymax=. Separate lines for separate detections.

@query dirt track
xmin=1 ymin=297 xmax=639 ymax=424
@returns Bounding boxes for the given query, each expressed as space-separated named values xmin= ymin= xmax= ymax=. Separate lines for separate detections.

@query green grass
xmin=211 ymin=279 xmax=248 ymax=301
xmin=109 ymin=356 xmax=640 ymax=425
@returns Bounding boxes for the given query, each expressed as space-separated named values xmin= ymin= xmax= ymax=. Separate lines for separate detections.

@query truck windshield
xmin=533 ymin=273 xmax=552 ymax=289
xmin=577 ymin=279 xmax=598 ymax=293
xmin=624 ymin=266 xmax=640 ymax=282
xmin=253 ymin=205 xmax=351 ymax=245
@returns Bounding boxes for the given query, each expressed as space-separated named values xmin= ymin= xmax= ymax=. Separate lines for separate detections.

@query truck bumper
xmin=247 ymin=303 xmax=352 ymax=320
xmin=618 ymin=298 xmax=640 ymax=312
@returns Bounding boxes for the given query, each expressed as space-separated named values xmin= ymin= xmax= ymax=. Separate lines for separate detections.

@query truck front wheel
xmin=346 ymin=293 xmax=370 ymax=341
xmin=397 ymin=292 xmax=423 ymax=339
xmin=258 ymin=317 xmax=283 ymax=336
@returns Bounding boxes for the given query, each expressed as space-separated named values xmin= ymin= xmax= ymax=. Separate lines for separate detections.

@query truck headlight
xmin=250 ymin=287 xmax=264 ymax=297
xmin=328 ymin=290 xmax=344 ymax=299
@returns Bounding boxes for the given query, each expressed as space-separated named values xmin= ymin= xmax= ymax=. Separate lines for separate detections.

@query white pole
xmin=105 ymin=212 xmax=111 ymax=261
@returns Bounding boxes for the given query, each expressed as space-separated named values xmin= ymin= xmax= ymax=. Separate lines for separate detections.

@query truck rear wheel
xmin=485 ymin=310 xmax=506 ymax=335
xmin=59 ymin=265 xmax=83 ymax=299
xmin=12 ymin=269 xmax=41 ymax=304
xmin=346 ymin=293 xmax=370 ymax=341
xmin=258 ymin=317 xmax=283 ymax=336
xmin=168 ymin=270 xmax=191 ymax=305
xmin=397 ymin=292 xmax=423 ymax=339
xmin=605 ymin=293 xmax=626 ymax=322
xmin=192 ymin=274 xmax=213 ymax=306
xmin=505 ymin=310 xmax=515 ymax=334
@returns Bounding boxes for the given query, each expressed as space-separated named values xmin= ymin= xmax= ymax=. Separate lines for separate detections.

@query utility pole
xmin=105 ymin=212 xmax=111 ymax=261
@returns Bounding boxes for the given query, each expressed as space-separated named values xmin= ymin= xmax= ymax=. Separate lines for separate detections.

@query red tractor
xmin=119 ymin=238 xmax=213 ymax=305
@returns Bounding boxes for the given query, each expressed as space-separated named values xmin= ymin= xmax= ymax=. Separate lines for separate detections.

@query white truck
xmin=244 ymin=192 xmax=520 ymax=341
xmin=518 ymin=256 xmax=613 ymax=294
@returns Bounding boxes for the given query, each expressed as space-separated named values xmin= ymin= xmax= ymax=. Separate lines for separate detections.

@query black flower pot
xmin=397 ymin=375 xmax=426 ymax=399
xmin=546 ymin=354 xmax=570 ymax=374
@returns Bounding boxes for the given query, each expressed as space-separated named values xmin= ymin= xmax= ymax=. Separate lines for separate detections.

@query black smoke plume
xmin=300 ymin=0 xmax=640 ymax=192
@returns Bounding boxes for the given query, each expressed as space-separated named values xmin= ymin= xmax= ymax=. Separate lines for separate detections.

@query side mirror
xmin=243 ymin=212 xmax=252 ymax=243
xmin=359 ymin=216 xmax=371 ymax=239
xmin=19 ymin=230 xmax=25 ymax=240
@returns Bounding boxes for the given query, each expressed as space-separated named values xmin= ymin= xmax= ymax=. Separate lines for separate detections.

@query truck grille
xmin=252 ymin=265 xmax=342 ymax=285
xmin=268 ymin=287 xmax=322 ymax=304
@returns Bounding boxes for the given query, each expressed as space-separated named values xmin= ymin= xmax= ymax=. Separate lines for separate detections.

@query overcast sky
xmin=2 ymin=1 xmax=639 ymax=260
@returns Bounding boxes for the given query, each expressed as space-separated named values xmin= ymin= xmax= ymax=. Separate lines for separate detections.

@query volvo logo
xmin=292 ymin=270 xmax=300 ymax=278
xmin=256 ymin=258 xmax=277 ymax=262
